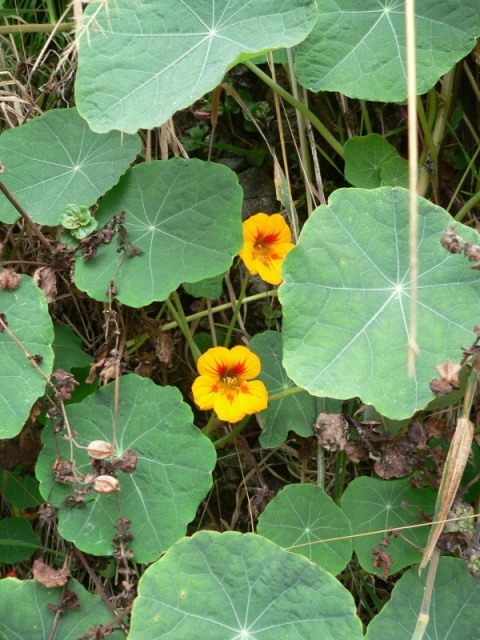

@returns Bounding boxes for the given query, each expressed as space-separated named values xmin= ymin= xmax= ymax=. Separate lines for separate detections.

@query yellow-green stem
xmin=166 ymin=291 xmax=201 ymax=363
xmin=243 ymin=60 xmax=344 ymax=159
xmin=213 ymin=416 xmax=250 ymax=449
xmin=224 ymin=273 xmax=249 ymax=348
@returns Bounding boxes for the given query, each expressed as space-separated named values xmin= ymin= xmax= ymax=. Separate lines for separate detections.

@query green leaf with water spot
xmin=0 ymin=108 xmax=140 ymax=224
xmin=129 ymin=531 xmax=363 ymax=639
xmin=280 ymin=187 xmax=480 ymax=419
xmin=295 ymin=0 xmax=480 ymax=102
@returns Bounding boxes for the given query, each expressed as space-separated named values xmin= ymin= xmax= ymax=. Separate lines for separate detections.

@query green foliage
xmin=73 ymin=159 xmax=243 ymax=306
xmin=36 ymin=375 xmax=216 ymax=563
xmin=0 ymin=578 xmax=125 ymax=639
xmin=257 ymin=483 xmax=353 ymax=575
xmin=76 ymin=0 xmax=317 ymax=133
xmin=0 ymin=275 xmax=54 ymax=439
xmin=341 ymin=476 xmax=437 ymax=576
xmin=1 ymin=0 xmax=479 ymax=636
xmin=129 ymin=531 xmax=364 ymax=639
xmin=280 ymin=187 xmax=480 ymax=419
xmin=366 ymin=558 xmax=480 ymax=640
xmin=0 ymin=108 xmax=140 ymax=225
xmin=295 ymin=0 xmax=480 ymax=101
xmin=0 ymin=518 xmax=40 ymax=563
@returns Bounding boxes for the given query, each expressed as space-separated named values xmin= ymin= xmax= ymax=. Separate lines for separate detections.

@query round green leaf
xmin=257 ymin=484 xmax=353 ymax=575
xmin=366 ymin=558 xmax=480 ymax=640
xmin=344 ymin=134 xmax=397 ymax=188
xmin=183 ymin=273 xmax=225 ymax=300
xmin=0 ymin=517 xmax=40 ymax=563
xmin=280 ymin=187 xmax=480 ymax=419
xmin=380 ymin=156 xmax=409 ymax=188
xmin=0 ymin=108 xmax=140 ymax=225
xmin=295 ymin=0 xmax=480 ymax=102
xmin=129 ymin=531 xmax=363 ymax=639
xmin=249 ymin=331 xmax=316 ymax=448
xmin=76 ymin=0 xmax=317 ymax=133
xmin=0 ymin=578 xmax=124 ymax=640
xmin=341 ymin=476 xmax=437 ymax=576
xmin=36 ymin=375 xmax=216 ymax=563
xmin=0 ymin=275 xmax=54 ymax=439
xmin=73 ymin=159 xmax=243 ymax=307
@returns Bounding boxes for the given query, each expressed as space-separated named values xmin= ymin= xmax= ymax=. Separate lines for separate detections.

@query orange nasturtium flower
xmin=239 ymin=213 xmax=295 ymax=285
xmin=192 ymin=346 xmax=268 ymax=423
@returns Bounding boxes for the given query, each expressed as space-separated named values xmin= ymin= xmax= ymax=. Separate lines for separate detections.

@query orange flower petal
xmin=213 ymin=379 xmax=268 ymax=422
xmin=239 ymin=213 xmax=295 ymax=285
xmin=236 ymin=379 xmax=268 ymax=413
xmin=191 ymin=375 xmax=219 ymax=410
xmin=196 ymin=346 xmax=231 ymax=377
xmin=228 ymin=345 xmax=261 ymax=379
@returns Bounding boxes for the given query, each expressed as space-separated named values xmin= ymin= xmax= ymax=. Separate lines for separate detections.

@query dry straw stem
xmin=405 ymin=0 xmax=419 ymax=375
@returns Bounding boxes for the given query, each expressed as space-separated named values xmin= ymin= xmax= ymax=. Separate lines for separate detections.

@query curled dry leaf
xmin=0 ymin=268 xmax=21 ymax=291
xmin=93 ymin=474 xmax=120 ymax=494
xmin=314 ymin=412 xmax=348 ymax=451
xmin=113 ymin=448 xmax=138 ymax=474
xmin=33 ymin=559 xmax=69 ymax=588
xmin=87 ymin=440 xmax=113 ymax=460
xmin=33 ymin=266 xmax=57 ymax=303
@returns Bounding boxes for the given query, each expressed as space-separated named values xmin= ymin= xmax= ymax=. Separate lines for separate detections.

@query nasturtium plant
xmin=52 ymin=324 xmax=92 ymax=372
xmin=73 ymin=158 xmax=243 ymax=307
xmin=280 ymin=187 xmax=480 ymax=419
xmin=0 ymin=275 xmax=54 ymax=439
xmin=344 ymin=134 xmax=397 ymax=189
xmin=257 ymin=483 xmax=353 ymax=575
xmin=249 ymin=331 xmax=317 ymax=447
xmin=295 ymin=0 xmax=480 ymax=102
xmin=341 ymin=476 xmax=437 ymax=576
xmin=76 ymin=0 xmax=317 ymax=133
xmin=366 ymin=558 xmax=480 ymax=640
xmin=36 ymin=375 xmax=216 ymax=563
xmin=0 ymin=578 xmax=125 ymax=640
xmin=0 ymin=108 xmax=140 ymax=225
xmin=59 ymin=203 xmax=98 ymax=240
xmin=0 ymin=517 xmax=40 ymax=563
xmin=129 ymin=531 xmax=364 ymax=639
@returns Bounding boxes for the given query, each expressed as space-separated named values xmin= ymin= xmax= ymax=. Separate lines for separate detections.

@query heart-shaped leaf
xmin=280 ymin=187 xmax=480 ymax=419
xmin=36 ymin=375 xmax=216 ymax=563
xmin=257 ymin=484 xmax=353 ymax=575
xmin=76 ymin=0 xmax=317 ymax=133
xmin=0 ymin=275 xmax=54 ymax=438
xmin=0 ymin=108 xmax=140 ymax=224
xmin=295 ymin=0 xmax=480 ymax=102
xmin=73 ymin=159 xmax=243 ymax=307
xmin=129 ymin=531 xmax=364 ymax=639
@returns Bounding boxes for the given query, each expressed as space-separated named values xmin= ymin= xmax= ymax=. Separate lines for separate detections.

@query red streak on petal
xmin=255 ymin=231 xmax=280 ymax=245
xmin=211 ymin=384 xmax=219 ymax=393
xmin=230 ymin=361 xmax=246 ymax=376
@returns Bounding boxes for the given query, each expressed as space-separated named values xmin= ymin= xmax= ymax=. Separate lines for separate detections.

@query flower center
xmin=222 ymin=375 xmax=238 ymax=387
